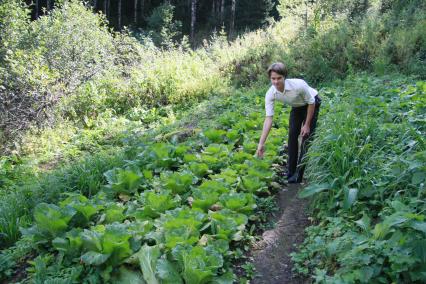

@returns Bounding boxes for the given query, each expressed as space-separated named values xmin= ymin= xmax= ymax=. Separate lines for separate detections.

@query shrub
xmin=0 ymin=0 xmax=115 ymax=149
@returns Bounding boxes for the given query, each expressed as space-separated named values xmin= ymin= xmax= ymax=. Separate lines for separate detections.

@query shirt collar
xmin=273 ymin=79 xmax=291 ymax=94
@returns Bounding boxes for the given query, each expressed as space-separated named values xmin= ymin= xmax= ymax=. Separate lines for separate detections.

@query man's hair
xmin=267 ymin=62 xmax=288 ymax=78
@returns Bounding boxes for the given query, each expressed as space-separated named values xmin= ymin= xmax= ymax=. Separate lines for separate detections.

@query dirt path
xmin=251 ymin=184 xmax=311 ymax=284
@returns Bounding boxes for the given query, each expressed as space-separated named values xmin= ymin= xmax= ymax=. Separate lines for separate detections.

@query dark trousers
xmin=287 ymin=96 xmax=321 ymax=182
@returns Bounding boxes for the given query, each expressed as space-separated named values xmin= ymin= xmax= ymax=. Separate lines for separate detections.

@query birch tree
xmin=230 ymin=0 xmax=236 ymax=37
xmin=220 ymin=0 xmax=225 ymax=26
xmin=118 ymin=0 xmax=122 ymax=30
xmin=134 ymin=0 xmax=138 ymax=23
xmin=190 ymin=0 xmax=197 ymax=46
xmin=35 ymin=0 xmax=39 ymax=18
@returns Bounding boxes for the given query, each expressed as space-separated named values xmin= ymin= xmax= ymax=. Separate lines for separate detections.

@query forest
xmin=25 ymin=0 xmax=279 ymax=45
xmin=0 ymin=0 xmax=425 ymax=283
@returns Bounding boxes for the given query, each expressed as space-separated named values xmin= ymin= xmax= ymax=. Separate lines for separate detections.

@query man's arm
xmin=256 ymin=116 xmax=273 ymax=158
xmin=301 ymin=103 xmax=315 ymax=137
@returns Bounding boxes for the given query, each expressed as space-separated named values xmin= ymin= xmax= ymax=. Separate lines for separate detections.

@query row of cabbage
xmin=2 ymin=92 xmax=289 ymax=283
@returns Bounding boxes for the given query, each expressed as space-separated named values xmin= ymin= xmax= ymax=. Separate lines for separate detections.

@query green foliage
xmin=147 ymin=3 xmax=182 ymax=49
xmin=1 ymin=81 xmax=288 ymax=283
xmin=81 ymin=223 xmax=133 ymax=266
xmin=188 ymin=162 xmax=210 ymax=178
xmin=161 ymin=171 xmax=196 ymax=195
xmin=2 ymin=2 xmax=424 ymax=282
xmin=138 ymin=143 xmax=181 ymax=171
xmin=31 ymin=203 xmax=76 ymax=238
xmin=104 ymin=168 xmax=143 ymax=195
xmin=0 ymin=0 xmax=29 ymax=63
xmin=161 ymin=210 xmax=204 ymax=249
xmin=285 ymin=0 xmax=426 ymax=82
xmin=203 ymin=129 xmax=227 ymax=144
xmin=292 ymin=75 xmax=426 ymax=282
xmin=59 ymin=193 xmax=103 ymax=224
xmin=209 ymin=209 xmax=248 ymax=241
xmin=134 ymin=244 xmax=162 ymax=284
xmin=171 ymin=244 xmax=224 ymax=284
xmin=138 ymin=190 xmax=180 ymax=218
xmin=219 ymin=192 xmax=257 ymax=214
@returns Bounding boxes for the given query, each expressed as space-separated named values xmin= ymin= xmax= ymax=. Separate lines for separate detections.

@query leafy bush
xmin=0 ymin=0 xmax=116 ymax=146
xmin=286 ymin=1 xmax=426 ymax=83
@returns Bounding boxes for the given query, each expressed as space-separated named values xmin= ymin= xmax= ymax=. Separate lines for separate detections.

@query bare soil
xmin=251 ymin=183 xmax=311 ymax=284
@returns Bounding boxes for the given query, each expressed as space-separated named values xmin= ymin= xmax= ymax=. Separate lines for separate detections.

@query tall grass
xmin=293 ymin=74 xmax=426 ymax=282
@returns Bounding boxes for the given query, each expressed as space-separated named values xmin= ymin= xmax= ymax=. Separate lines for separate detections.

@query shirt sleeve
xmin=265 ymin=88 xmax=275 ymax=117
xmin=300 ymin=80 xmax=317 ymax=104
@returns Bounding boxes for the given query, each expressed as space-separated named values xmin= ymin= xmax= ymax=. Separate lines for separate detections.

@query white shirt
xmin=265 ymin=79 xmax=318 ymax=117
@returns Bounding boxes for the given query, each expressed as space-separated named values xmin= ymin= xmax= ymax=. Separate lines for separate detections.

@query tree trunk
xmin=220 ymin=0 xmax=225 ymax=26
xmin=305 ymin=0 xmax=308 ymax=29
xmin=104 ymin=0 xmax=107 ymax=15
xmin=212 ymin=0 xmax=216 ymax=29
xmin=93 ymin=0 xmax=97 ymax=10
xmin=35 ymin=0 xmax=39 ymax=18
xmin=230 ymin=0 xmax=236 ymax=37
xmin=118 ymin=0 xmax=122 ymax=30
xmin=141 ymin=0 xmax=144 ymax=20
xmin=191 ymin=0 xmax=197 ymax=47
xmin=134 ymin=0 xmax=138 ymax=23
xmin=46 ymin=0 xmax=50 ymax=11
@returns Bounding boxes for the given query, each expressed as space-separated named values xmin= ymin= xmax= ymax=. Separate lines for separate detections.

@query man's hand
xmin=301 ymin=125 xmax=310 ymax=137
xmin=256 ymin=144 xmax=265 ymax=158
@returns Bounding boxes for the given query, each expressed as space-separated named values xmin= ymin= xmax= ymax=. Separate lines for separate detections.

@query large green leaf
xmin=111 ymin=267 xmax=146 ymax=284
xmin=411 ymin=222 xmax=426 ymax=234
xmin=104 ymin=168 xmax=143 ymax=194
xmin=162 ymin=171 xmax=196 ymax=194
xmin=298 ymin=183 xmax=330 ymax=198
xmin=210 ymin=169 xmax=239 ymax=186
xmin=411 ymin=240 xmax=426 ymax=263
xmin=156 ymin=258 xmax=183 ymax=284
xmin=219 ymin=192 xmax=256 ymax=214
xmin=172 ymin=245 xmax=223 ymax=284
xmin=343 ymin=187 xmax=358 ymax=209
xmin=203 ymin=129 xmax=226 ymax=143
xmin=102 ymin=223 xmax=133 ymax=265
xmin=209 ymin=209 xmax=247 ymax=241
xmin=140 ymin=190 xmax=179 ymax=218
xmin=354 ymin=214 xmax=371 ymax=232
xmin=239 ymin=176 xmax=267 ymax=193
xmin=136 ymin=244 xmax=161 ymax=284
xmin=198 ymin=180 xmax=229 ymax=194
xmin=34 ymin=203 xmax=76 ymax=237
xmin=163 ymin=217 xmax=202 ymax=249
xmin=81 ymin=251 xmax=110 ymax=265
xmin=139 ymin=143 xmax=179 ymax=170
xmin=189 ymin=162 xmax=210 ymax=178
xmin=81 ymin=226 xmax=104 ymax=252
xmin=60 ymin=193 xmax=103 ymax=223
xmin=104 ymin=203 xmax=126 ymax=223
xmin=192 ymin=190 xmax=220 ymax=212
xmin=81 ymin=223 xmax=133 ymax=266
xmin=52 ymin=228 xmax=83 ymax=254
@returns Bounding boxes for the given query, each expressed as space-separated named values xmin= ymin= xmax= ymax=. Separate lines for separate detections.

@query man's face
xmin=270 ymin=71 xmax=284 ymax=91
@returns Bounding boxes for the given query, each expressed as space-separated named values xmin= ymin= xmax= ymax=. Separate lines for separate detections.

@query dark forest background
xmin=27 ymin=0 xmax=280 ymax=45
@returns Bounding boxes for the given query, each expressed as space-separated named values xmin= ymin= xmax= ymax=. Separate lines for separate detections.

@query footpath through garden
xmin=252 ymin=183 xmax=310 ymax=284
